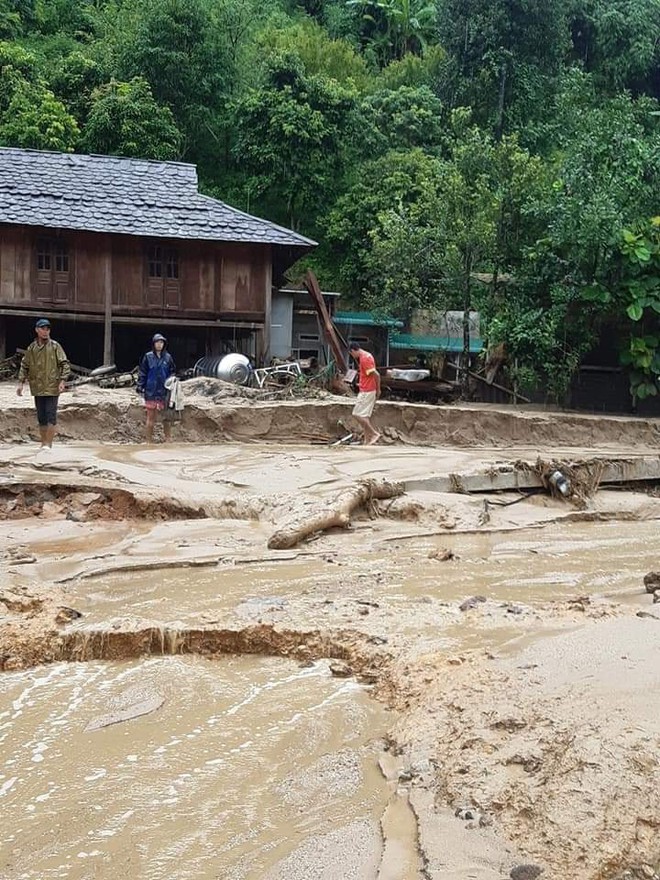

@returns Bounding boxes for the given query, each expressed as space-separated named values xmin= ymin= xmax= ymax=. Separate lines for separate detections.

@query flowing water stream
xmin=0 ymin=655 xmax=408 ymax=880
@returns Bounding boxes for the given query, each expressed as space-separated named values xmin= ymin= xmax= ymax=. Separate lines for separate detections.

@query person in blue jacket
xmin=137 ymin=333 xmax=176 ymax=443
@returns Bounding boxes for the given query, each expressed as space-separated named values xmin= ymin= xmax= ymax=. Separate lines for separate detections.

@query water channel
xmin=0 ymin=655 xmax=404 ymax=880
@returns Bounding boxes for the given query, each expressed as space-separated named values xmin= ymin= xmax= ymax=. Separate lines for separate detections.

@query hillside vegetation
xmin=2 ymin=0 xmax=660 ymax=399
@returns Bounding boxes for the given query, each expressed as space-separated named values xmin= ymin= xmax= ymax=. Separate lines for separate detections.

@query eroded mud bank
xmin=3 ymin=381 xmax=660 ymax=448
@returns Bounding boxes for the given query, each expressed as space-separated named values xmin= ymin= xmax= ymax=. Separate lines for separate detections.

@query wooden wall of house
xmin=0 ymin=224 xmax=270 ymax=321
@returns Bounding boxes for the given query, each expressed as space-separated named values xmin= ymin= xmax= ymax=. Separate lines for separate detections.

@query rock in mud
xmin=367 ymin=634 xmax=388 ymax=645
xmin=55 ymin=606 xmax=83 ymax=624
xmin=492 ymin=716 xmax=527 ymax=733
xmin=85 ymin=694 xmax=165 ymax=731
xmin=329 ymin=661 xmax=353 ymax=678
xmin=428 ymin=547 xmax=456 ymax=561
xmin=506 ymin=753 xmax=543 ymax=773
xmin=40 ymin=501 xmax=65 ymax=519
xmin=510 ymin=865 xmax=543 ymax=880
xmin=459 ymin=595 xmax=487 ymax=612
xmin=643 ymin=571 xmax=660 ymax=593
xmin=654 ymin=590 xmax=660 ymax=604
xmin=357 ymin=667 xmax=380 ymax=684
xmin=66 ymin=509 xmax=88 ymax=523
xmin=455 ymin=806 xmax=479 ymax=821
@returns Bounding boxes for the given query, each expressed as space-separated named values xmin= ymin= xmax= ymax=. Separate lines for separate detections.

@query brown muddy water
xmin=0 ymin=655 xmax=409 ymax=880
xmin=410 ymin=519 xmax=658 ymax=604
xmin=63 ymin=520 xmax=658 ymax=633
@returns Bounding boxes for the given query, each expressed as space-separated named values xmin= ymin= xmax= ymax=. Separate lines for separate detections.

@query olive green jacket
xmin=18 ymin=339 xmax=71 ymax=396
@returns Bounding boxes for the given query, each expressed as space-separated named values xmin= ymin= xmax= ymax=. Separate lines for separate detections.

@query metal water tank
xmin=193 ymin=353 xmax=252 ymax=385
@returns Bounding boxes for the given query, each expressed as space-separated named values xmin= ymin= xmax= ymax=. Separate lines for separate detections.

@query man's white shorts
xmin=352 ymin=390 xmax=377 ymax=418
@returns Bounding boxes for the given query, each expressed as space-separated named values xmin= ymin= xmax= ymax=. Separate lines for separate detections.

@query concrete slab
xmin=405 ymin=456 xmax=660 ymax=494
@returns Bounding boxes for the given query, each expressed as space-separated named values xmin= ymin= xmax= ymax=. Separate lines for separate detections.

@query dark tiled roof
xmin=0 ymin=148 xmax=316 ymax=248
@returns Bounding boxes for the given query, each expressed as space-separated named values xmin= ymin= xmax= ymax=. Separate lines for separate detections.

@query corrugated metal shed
xmin=390 ymin=333 xmax=483 ymax=353
xmin=334 ymin=310 xmax=404 ymax=328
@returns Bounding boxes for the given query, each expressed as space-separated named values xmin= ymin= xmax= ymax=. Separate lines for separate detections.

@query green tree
xmin=358 ymin=85 xmax=445 ymax=153
xmin=0 ymin=40 xmax=79 ymax=150
xmin=255 ymin=19 xmax=372 ymax=91
xmin=568 ymin=0 xmax=660 ymax=93
xmin=81 ymin=77 xmax=182 ymax=159
xmin=231 ymin=53 xmax=356 ymax=230
xmin=117 ymin=0 xmax=229 ymax=166
xmin=33 ymin=0 xmax=96 ymax=36
xmin=325 ymin=147 xmax=441 ymax=292
xmin=0 ymin=41 xmax=37 ymax=112
xmin=0 ymin=0 xmax=36 ymax=34
xmin=529 ymin=83 xmax=660 ymax=287
xmin=48 ymin=50 xmax=106 ymax=121
xmin=380 ymin=44 xmax=446 ymax=90
xmin=498 ymin=78 xmax=660 ymax=398
xmin=605 ymin=219 xmax=660 ymax=400
xmin=365 ymin=122 xmax=547 ymax=390
xmin=213 ymin=0 xmax=281 ymax=93
xmin=438 ymin=0 xmax=570 ymax=135
xmin=0 ymin=79 xmax=79 ymax=149
xmin=0 ymin=0 xmax=21 ymax=38
xmin=347 ymin=0 xmax=438 ymax=63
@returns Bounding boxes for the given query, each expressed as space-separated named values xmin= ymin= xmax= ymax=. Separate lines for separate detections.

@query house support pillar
xmin=103 ymin=238 xmax=113 ymax=365
xmin=262 ymin=250 xmax=272 ymax=364
xmin=0 ymin=315 xmax=6 ymax=360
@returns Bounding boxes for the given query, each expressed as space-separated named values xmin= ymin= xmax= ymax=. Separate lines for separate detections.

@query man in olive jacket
xmin=17 ymin=318 xmax=71 ymax=455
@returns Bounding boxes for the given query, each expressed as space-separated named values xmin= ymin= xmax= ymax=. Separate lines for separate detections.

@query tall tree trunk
xmin=496 ymin=59 xmax=507 ymax=142
xmin=460 ymin=248 xmax=473 ymax=398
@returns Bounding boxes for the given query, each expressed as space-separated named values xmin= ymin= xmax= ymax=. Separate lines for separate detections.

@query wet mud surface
xmin=1 ymin=388 xmax=660 ymax=880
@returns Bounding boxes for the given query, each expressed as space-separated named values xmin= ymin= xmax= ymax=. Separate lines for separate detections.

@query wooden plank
xmin=0 ymin=307 xmax=264 ymax=329
xmin=0 ymin=231 xmax=16 ymax=302
xmin=111 ymin=236 xmax=143 ymax=307
xmin=469 ymin=370 xmax=530 ymax=403
xmin=405 ymin=457 xmax=660 ymax=495
xmin=17 ymin=229 xmax=33 ymax=304
xmin=303 ymin=270 xmax=347 ymax=373
xmin=75 ymin=234 xmax=104 ymax=308
xmin=382 ymin=377 xmax=456 ymax=394
xmin=220 ymin=256 xmax=243 ymax=311
xmin=197 ymin=247 xmax=215 ymax=312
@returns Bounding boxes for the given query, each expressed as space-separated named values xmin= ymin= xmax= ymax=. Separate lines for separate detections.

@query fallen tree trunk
xmin=268 ymin=478 xmax=404 ymax=550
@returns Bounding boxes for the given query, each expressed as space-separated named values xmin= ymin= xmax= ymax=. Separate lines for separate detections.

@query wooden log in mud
xmin=268 ymin=478 xmax=404 ymax=550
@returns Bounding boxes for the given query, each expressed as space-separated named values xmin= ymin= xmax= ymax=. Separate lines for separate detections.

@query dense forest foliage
xmin=2 ymin=0 xmax=660 ymax=398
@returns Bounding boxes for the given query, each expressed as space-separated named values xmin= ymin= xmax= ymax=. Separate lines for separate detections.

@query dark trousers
xmin=35 ymin=395 xmax=59 ymax=426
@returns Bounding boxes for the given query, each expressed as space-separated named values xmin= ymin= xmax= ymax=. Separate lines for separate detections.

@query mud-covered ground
xmin=1 ymin=383 xmax=660 ymax=880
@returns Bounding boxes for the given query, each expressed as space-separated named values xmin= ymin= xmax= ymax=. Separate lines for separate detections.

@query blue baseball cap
xmin=35 ymin=318 xmax=51 ymax=328
xmin=152 ymin=333 xmax=166 ymax=343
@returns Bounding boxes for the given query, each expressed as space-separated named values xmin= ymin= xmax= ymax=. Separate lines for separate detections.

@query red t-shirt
xmin=358 ymin=352 xmax=378 ymax=392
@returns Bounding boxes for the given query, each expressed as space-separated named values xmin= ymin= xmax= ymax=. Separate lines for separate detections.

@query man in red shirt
xmin=349 ymin=341 xmax=381 ymax=445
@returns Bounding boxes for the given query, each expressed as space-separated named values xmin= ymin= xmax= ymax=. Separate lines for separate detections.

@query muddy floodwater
xmin=2 ymin=416 xmax=660 ymax=880
xmin=0 ymin=655 xmax=404 ymax=880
